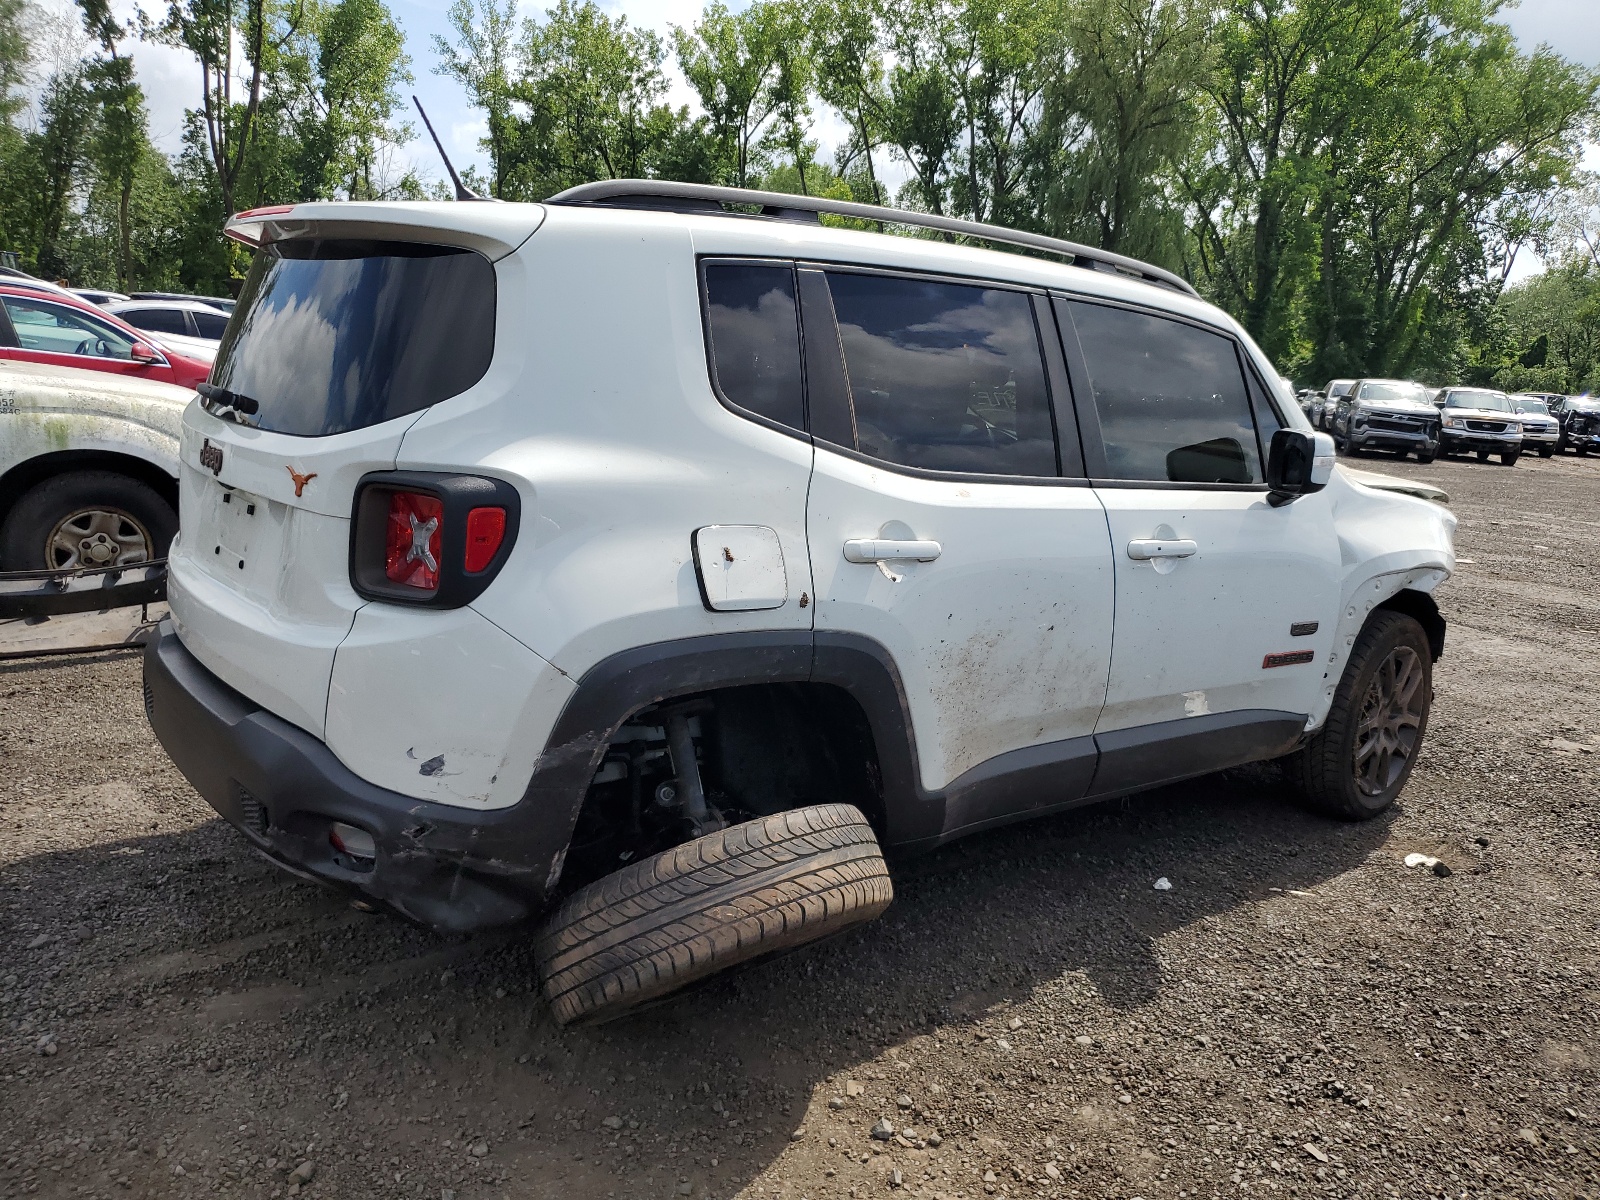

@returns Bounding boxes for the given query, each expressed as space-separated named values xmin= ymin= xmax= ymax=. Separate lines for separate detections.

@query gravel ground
xmin=3 ymin=452 xmax=1598 ymax=1200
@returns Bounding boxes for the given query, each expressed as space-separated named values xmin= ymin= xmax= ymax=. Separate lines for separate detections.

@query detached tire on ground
xmin=1291 ymin=609 xmax=1433 ymax=820
xmin=536 ymin=803 xmax=893 ymax=1026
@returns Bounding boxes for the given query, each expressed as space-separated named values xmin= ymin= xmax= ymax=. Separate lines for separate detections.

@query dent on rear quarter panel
xmin=1304 ymin=470 xmax=1456 ymax=730
xmin=324 ymin=603 xmax=575 ymax=811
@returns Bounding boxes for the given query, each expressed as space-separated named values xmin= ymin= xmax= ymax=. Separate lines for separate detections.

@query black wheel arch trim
xmin=531 ymin=629 xmax=1311 ymax=854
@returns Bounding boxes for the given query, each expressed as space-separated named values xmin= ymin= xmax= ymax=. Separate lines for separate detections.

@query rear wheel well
xmin=1376 ymin=588 xmax=1445 ymax=661
xmin=0 ymin=451 xmax=178 ymax=530
xmin=555 ymin=682 xmax=884 ymax=895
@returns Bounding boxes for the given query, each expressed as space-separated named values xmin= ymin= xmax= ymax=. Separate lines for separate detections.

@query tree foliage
xmin=1 ymin=0 xmax=1596 ymax=379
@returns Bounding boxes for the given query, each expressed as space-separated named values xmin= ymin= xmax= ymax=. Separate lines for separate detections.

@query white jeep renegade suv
xmin=143 ymin=182 xmax=1455 ymax=1025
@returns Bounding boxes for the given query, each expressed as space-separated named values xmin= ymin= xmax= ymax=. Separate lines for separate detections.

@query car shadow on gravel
xmin=2 ymin=757 xmax=1396 ymax=1199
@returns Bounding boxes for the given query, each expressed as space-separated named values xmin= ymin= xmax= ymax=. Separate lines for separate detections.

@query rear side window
xmin=126 ymin=307 xmax=189 ymax=336
xmin=826 ymin=272 xmax=1056 ymax=477
xmin=193 ymin=310 xmax=229 ymax=339
xmin=702 ymin=263 xmax=804 ymax=430
xmin=211 ymin=239 xmax=495 ymax=437
xmin=1066 ymin=301 xmax=1263 ymax=484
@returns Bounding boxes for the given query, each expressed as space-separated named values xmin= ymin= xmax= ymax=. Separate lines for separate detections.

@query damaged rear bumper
xmin=142 ymin=620 xmax=561 ymax=933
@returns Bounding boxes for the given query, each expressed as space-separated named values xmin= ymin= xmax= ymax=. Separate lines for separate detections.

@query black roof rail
xmin=546 ymin=179 xmax=1198 ymax=298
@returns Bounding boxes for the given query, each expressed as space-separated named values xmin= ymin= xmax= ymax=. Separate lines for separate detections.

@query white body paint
xmin=166 ymin=200 xmax=1456 ymax=813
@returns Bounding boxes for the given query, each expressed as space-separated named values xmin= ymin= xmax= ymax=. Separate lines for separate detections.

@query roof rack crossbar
xmin=546 ymin=179 xmax=1197 ymax=297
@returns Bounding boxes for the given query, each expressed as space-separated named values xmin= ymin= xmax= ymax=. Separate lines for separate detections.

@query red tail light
xmin=384 ymin=492 xmax=444 ymax=592
xmin=352 ymin=473 xmax=520 ymax=607
xmin=464 ymin=507 xmax=507 ymax=572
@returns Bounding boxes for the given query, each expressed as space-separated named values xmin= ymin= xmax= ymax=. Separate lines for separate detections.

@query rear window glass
xmin=702 ymin=263 xmax=805 ymax=430
xmin=211 ymin=239 xmax=495 ymax=436
xmin=193 ymin=310 xmax=229 ymax=339
xmin=126 ymin=307 xmax=190 ymax=335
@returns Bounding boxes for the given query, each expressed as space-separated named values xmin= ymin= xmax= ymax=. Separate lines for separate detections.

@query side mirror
xmin=130 ymin=342 xmax=161 ymax=363
xmin=1266 ymin=429 xmax=1334 ymax=507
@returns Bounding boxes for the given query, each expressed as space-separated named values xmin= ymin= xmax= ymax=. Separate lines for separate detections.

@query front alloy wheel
xmin=46 ymin=507 xmax=154 ymax=570
xmin=1291 ymin=609 xmax=1433 ymax=819
xmin=1352 ymin=643 xmax=1425 ymax=797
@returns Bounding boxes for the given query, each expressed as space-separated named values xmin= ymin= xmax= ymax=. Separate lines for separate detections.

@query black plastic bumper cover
xmin=142 ymin=621 xmax=559 ymax=933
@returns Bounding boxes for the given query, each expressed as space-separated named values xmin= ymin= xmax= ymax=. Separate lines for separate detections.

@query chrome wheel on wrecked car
xmin=45 ymin=506 xmax=154 ymax=570
xmin=1352 ymin=643 xmax=1424 ymax=797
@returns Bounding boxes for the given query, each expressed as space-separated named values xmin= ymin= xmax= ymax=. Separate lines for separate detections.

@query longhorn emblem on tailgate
xmin=286 ymin=466 xmax=318 ymax=497
xmin=199 ymin=438 xmax=224 ymax=476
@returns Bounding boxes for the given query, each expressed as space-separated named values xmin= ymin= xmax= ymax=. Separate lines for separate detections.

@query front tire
xmin=1292 ymin=610 xmax=1432 ymax=820
xmin=1476 ymin=449 xmax=1491 ymax=463
xmin=1416 ymin=451 xmax=1437 ymax=464
xmin=1501 ymin=450 xmax=1519 ymax=466
xmin=536 ymin=804 xmax=893 ymax=1027
xmin=0 ymin=470 xmax=176 ymax=571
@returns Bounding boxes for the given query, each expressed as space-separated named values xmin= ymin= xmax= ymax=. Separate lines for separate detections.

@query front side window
xmin=2 ymin=296 xmax=137 ymax=359
xmin=825 ymin=272 xmax=1056 ymax=476
xmin=702 ymin=263 xmax=804 ymax=431
xmin=212 ymin=239 xmax=495 ymax=437
xmin=1067 ymin=301 xmax=1262 ymax=484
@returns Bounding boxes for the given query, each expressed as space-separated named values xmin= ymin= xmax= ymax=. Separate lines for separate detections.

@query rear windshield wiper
xmin=198 ymin=382 xmax=260 ymax=423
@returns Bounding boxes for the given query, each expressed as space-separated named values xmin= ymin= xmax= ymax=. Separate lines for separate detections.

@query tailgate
xmin=167 ymin=406 xmax=410 ymax=737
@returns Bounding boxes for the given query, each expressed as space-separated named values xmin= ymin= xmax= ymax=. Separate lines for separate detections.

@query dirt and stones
xmin=2 ymin=451 xmax=1598 ymax=1199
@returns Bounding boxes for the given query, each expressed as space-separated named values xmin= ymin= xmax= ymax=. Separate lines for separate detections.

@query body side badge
xmin=1263 ymin=650 xmax=1316 ymax=669
xmin=1289 ymin=621 xmax=1319 ymax=637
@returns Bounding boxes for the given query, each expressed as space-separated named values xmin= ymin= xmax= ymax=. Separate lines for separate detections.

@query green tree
xmin=299 ymin=0 xmax=414 ymax=199
xmin=809 ymin=0 xmax=886 ymax=203
xmin=434 ymin=0 xmax=519 ymax=196
xmin=1031 ymin=0 xmax=1209 ymax=260
xmin=517 ymin=0 xmax=671 ymax=191
xmin=78 ymin=0 xmax=146 ymax=288
xmin=673 ymin=1 xmax=784 ymax=187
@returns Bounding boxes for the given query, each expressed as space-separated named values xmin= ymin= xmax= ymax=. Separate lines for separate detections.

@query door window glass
xmin=1 ymin=297 xmax=137 ymax=359
xmin=702 ymin=263 xmax=804 ymax=431
xmin=123 ymin=307 xmax=190 ymax=336
xmin=1067 ymin=302 xmax=1263 ymax=484
xmin=192 ymin=310 xmax=229 ymax=339
xmin=826 ymin=272 xmax=1056 ymax=476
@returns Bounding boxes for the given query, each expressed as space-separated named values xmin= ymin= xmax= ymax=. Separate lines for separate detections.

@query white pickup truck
xmin=0 ymin=360 xmax=191 ymax=571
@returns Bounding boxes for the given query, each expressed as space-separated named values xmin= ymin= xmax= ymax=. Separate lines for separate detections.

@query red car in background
xmin=0 ymin=281 xmax=212 ymax=391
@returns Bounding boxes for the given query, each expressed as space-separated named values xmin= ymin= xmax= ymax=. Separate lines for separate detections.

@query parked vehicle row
xmin=1294 ymin=377 xmax=1599 ymax=465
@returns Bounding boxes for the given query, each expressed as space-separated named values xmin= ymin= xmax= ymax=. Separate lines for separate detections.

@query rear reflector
xmin=384 ymin=492 xmax=444 ymax=592
xmin=464 ymin=506 xmax=507 ymax=572
xmin=329 ymin=822 xmax=376 ymax=860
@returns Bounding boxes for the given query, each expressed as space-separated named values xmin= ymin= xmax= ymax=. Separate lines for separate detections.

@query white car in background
xmin=107 ymin=299 xmax=230 ymax=362
xmin=0 ymin=359 xmax=188 ymax=570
